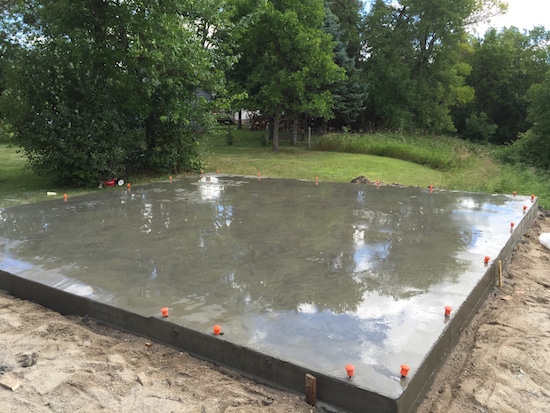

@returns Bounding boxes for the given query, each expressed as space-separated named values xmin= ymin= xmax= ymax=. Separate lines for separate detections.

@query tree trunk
xmin=144 ymin=119 xmax=156 ymax=169
xmin=145 ymin=119 xmax=155 ymax=153
xmin=272 ymin=115 xmax=280 ymax=152
xmin=238 ymin=109 xmax=242 ymax=129
xmin=291 ymin=118 xmax=298 ymax=145
xmin=268 ymin=117 xmax=275 ymax=140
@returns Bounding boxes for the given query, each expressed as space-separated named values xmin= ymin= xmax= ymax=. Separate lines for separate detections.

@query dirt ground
xmin=1 ymin=212 xmax=549 ymax=413
xmin=417 ymin=209 xmax=550 ymax=413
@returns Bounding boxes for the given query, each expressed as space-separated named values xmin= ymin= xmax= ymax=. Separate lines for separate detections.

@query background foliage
xmin=0 ymin=0 xmax=548 ymax=186
xmin=1 ymin=0 xmax=225 ymax=185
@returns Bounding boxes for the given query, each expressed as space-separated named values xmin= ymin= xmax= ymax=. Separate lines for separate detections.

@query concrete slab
xmin=0 ymin=176 xmax=537 ymax=412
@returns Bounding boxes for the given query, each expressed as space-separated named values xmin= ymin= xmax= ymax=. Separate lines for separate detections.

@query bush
xmin=462 ymin=112 xmax=497 ymax=143
xmin=512 ymin=130 xmax=550 ymax=172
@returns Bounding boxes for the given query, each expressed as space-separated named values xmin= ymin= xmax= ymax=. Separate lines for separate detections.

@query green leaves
xmin=229 ymin=0 xmax=343 ymax=150
xmin=462 ymin=27 xmax=550 ymax=144
xmin=1 ymin=0 xmax=227 ymax=185
xmin=0 ymin=0 xmax=547 ymax=181
xmin=510 ymin=72 xmax=550 ymax=171
xmin=364 ymin=0 xmax=476 ymax=132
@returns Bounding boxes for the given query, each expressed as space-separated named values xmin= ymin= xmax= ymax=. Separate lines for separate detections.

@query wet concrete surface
xmin=0 ymin=176 xmax=534 ymax=404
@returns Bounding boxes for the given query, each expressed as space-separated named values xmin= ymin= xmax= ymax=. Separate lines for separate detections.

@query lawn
xmin=1 ymin=129 xmax=548 ymax=209
xmin=0 ymin=142 xmax=92 ymax=208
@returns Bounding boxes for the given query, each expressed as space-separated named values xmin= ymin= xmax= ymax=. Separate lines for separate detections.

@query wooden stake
xmin=305 ymin=373 xmax=316 ymax=406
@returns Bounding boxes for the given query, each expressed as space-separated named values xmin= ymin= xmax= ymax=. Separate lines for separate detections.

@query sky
xmin=475 ymin=0 xmax=550 ymax=33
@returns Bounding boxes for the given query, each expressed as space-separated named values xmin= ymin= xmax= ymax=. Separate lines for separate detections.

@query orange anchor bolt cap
xmin=445 ymin=306 xmax=452 ymax=316
xmin=213 ymin=325 xmax=222 ymax=335
xmin=484 ymin=256 xmax=490 ymax=265
xmin=400 ymin=364 xmax=410 ymax=378
xmin=161 ymin=307 xmax=169 ymax=318
xmin=345 ymin=364 xmax=355 ymax=378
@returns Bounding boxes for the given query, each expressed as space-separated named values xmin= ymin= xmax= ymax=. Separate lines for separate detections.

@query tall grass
xmin=313 ymin=132 xmax=549 ymax=208
xmin=314 ymin=132 xmax=477 ymax=171
xmin=2 ymin=128 xmax=548 ymax=209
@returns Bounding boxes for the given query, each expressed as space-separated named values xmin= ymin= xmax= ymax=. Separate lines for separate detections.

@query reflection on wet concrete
xmin=0 ymin=176 xmax=531 ymax=398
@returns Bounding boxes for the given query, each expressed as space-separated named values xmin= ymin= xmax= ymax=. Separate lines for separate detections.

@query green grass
xmin=1 ymin=129 xmax=548 ymax=209
xmin=204 ymin=128 xmax=549 ymax=208
xmin=0 ymin=142 xmax=93 ymax=207
xmin=204 ymin=129 xmax=443 ymax=187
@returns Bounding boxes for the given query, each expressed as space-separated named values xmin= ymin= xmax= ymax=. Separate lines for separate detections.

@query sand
xmin=1 ymin=211 xmax=549 ymax=413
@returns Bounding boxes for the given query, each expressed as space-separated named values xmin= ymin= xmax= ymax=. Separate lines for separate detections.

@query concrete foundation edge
xmin=0 ymin=270 xmax=396 ymax=413
xmin=0 ymin=202 xmax=538 ymax=413
xmin=397 ymin=201 xmax=539 ymax=413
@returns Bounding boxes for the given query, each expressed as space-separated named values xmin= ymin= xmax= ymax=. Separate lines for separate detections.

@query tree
xmin=326 ymin=0 xmax=364 ymax=64
xmin=457 ymin=27 xmax=550 ymax=144
xmin=230 ymin=0 xmax=344 ymax=151
xmin=363 ymin=0 xmax=476 ymax=132
xmin=465 ymin=0 xmax=507 ymax=28
xmin=511 ymin=72 xmax=550 ymax=171
xmin=0 ymin=0 xmax=226 ymax=186
xmin=323 ymin=1 xmax=367 ymax=131
xmin=0 ymin=0 xmax=19 ymax=116
xmin=362 ymin=0 xmax=415 ymax=129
